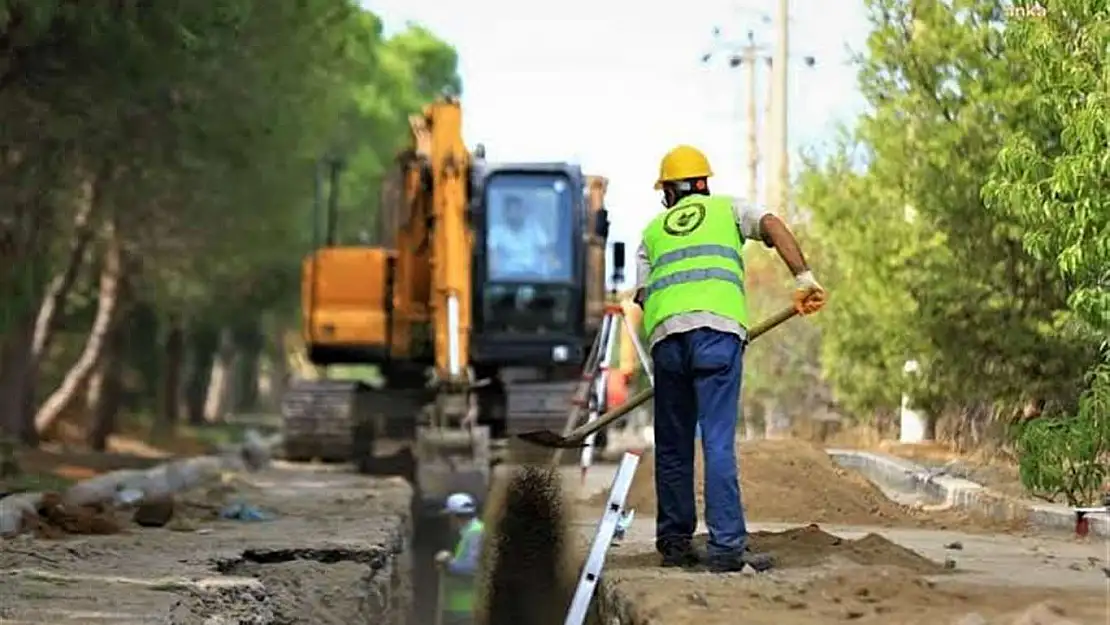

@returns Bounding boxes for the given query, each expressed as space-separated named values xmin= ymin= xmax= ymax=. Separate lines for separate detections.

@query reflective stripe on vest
xmin=445 ymin=518 xmax=484 ymax=614
xmin=641 ymin=195 xmax=749 ymax=339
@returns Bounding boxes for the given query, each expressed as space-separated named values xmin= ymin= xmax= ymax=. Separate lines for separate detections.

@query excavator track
xmin=280 ymin=378 xmax=426 ymax=472
xmin=503 ymin=379 xmax=604 ymax=464
xmin=280 ymin=378 xmax=491 ymax=511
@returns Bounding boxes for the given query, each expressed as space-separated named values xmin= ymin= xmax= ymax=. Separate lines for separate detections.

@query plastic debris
xmin=613 ymin=509 xmax=634 ymax=542
xmin=219 ymin=501 xmax=273 ymax=522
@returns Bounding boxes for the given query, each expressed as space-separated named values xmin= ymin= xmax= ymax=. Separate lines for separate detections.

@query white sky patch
xmin=365 ymin=0 xmax=871 ymax=257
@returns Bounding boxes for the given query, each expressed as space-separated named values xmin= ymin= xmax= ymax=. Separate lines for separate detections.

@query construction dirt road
xmin=0 ymin=463 xmax=414 ymax=624
xmin=1 ymin=439 xmax=1107 ymax=624
xmin=575 ymin=440 xmax=1110 ymax=625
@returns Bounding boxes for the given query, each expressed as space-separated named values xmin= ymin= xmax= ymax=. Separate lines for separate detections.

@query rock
xmin=240 ymin=429 xmax=272 ymax=471
xmin=133 ymin=496 xmax=176 ymax=528
xmin=954 ymin=612 xmax=988 ymax=625
xmin=0 ymin=492 xmax=42 ymax=537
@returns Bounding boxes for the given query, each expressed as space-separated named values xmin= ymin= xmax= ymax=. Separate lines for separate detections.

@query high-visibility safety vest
xmin=444 ymin=518 xmax=485 ymax=614
xmin=641 ymin=195 xmax=749 ymax=340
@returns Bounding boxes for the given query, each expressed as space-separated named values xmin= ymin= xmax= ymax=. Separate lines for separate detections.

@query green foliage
xmin=0 ymin=1 xmax=460 ymax=433
xmin=982 ymin=0 xmax=1110 ymax=332
xmin=795 ymin=0 xmax=1100 ymax=424
xmin=742 ymin=235 xmax=828 ymax=416
xmin=1013 ymin=365 xmax=1110 ymax=506
xmin=0 ymin=1 xmax=460 ymax=323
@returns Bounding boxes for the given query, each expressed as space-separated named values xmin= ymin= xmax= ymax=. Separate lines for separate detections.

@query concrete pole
xmin=762 ymin=57 xmax=774 ymax=207
xmin=899 ymin=359 xmax=931 ymax=443
xmin=743 ymin=34 xmax=759 ymax=208
xmin=770 ymin=0 xmax=790 ymax=216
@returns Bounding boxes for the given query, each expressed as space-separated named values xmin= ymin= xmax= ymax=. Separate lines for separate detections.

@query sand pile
xmin=615 ymin=439 xmax=923 ymax=526
xmin=477 ymin=465 xmax=577 ymax=625
xmin=609 ymin=523 xmax=947 ymax=574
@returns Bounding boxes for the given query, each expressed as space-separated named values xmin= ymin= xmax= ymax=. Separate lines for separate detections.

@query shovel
xmin=517 ymin=305 xmax=799 ymax=449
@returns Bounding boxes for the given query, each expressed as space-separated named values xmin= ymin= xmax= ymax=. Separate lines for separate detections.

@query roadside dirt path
xmin=569 ymin=446 xmax=1108 ymax=625
xmin=1 ymin=463 xmax=412 ymax=625
xmin=602 ymin=439 xmax=1024 ymax=532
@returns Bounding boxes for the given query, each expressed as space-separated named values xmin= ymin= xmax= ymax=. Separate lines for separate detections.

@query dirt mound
xmin=609 ymin=524 xmax=946 ymax=573
xmin=28 ymin=492 xmax=121 ymax=538
xmin=746 ymin=524 xmax=946 ymax=572
xmin=615 ymin=439 xmax=927 ymax=525
xmin=478 ymin=465 xmax=576 ymax=625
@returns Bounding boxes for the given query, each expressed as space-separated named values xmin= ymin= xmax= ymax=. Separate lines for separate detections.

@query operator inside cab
xmin=434 ymin=492 xmax=485 ymax=625
xmin=487 ymin=193 xmax=560 ymax=280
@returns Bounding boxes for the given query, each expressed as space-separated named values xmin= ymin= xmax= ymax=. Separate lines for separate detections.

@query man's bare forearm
xmin=759 ymin=214 xmax=808 ymax=276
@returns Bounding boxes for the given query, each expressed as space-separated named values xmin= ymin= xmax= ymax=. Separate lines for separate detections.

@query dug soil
xmin=604 ymin=564 xmax=1108 ymax=624
xmin=610 ymin=439 xmax=1021 ymax=530
xmin=478 ymin=465 xmax=578 ymax=625
xmin=608 ymin=524 xmax=947 ymax=573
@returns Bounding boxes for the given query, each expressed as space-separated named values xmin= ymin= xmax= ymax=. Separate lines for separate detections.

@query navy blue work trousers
xmin=651 ymin=328 xmax=748 ymax=557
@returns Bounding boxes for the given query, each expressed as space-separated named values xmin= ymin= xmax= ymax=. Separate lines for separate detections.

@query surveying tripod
xmin=552 ymin=243 xmax=653 ymax=468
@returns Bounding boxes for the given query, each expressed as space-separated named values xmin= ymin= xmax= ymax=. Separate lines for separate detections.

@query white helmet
xmin=442 ymin=492 xmax=477 ymax=516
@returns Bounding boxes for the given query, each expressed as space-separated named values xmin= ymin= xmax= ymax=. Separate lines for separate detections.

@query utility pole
xmin=763 ymin=56 xmax=773 ymax=207
xmin=742 ymin=32 xmax=760 ymax=208
xmin=763 ymin=0 xmax=817 ymax=220
xmin=767 ymin=0 xmax=790 ymax=216
xmin=702 ymin=27 xmax=771 ymax=207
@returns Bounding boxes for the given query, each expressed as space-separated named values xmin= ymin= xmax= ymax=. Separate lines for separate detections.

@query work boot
xmin=707 ymin=548 xmax=774 ymax=573
xmin=658 ymin=539 xmax=703 ymax=568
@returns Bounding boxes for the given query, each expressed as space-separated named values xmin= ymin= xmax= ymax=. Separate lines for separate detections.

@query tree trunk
xmin=203 ymin=327 xmax=237 ymax=423
xmin=34 ymin=221 xmax=123 ymax=436
xmin=763 ymin=399 xmax=791 ymax=439
xmin=20 ymin=182 xmax=99 ymax=436
xmin=233 ymin=322 xmax=263 ymax=413
xmin=184 ymin=325 xmax=218 ymax=425
xmin=267 ymin=329 xmax=290 ymax=411
xmin=0 ymin=316 xmax=37 ymax=445
xmin=30 ymin=175 xmax=98 ymax=358
xmin=87 ymin=316 xmax=126 ymax=451
xmin=157 ymin=317 xmax=185 ymax=434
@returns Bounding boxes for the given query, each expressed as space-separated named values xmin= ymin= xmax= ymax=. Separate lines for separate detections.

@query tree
xmin=0 ymin=2 xmax=461 ymax=446
xmin=983 ymin=0 xmax=1109 ymax=334
xmin=981 ymin=0 xmax=1109 ymax=503
xmin=794 ymin=0 xmax=1099 ymax=440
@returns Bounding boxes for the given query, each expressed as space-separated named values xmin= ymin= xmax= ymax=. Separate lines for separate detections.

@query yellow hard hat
xmin=654 ymin=145 xmax=713 ymax=190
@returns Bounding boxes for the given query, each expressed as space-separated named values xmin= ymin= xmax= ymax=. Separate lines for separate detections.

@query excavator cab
xmin=470 ymin=163 xmax=589 ymax=365
xmin=467 ymin=156 xmax=611 ymax=443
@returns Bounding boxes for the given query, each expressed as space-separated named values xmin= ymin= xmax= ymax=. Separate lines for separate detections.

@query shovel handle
xmin=559 ymin=305 xmax=799 ymax=444
xmin=435 ymin=567 xmax=445 ymax=625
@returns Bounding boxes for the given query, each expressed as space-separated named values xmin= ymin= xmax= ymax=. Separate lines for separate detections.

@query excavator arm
xmin=426 ymin=101 xmax=472 ymax=389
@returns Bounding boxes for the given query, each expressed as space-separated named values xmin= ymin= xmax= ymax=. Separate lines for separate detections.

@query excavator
xmin=280 ymin=96 xmax=615 ymax=511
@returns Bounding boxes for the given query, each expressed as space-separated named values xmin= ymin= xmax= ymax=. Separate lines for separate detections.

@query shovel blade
xmin=516 ymin=429 xmax=586 ymax=449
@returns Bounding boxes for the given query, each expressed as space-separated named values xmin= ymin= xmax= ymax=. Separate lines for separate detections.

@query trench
xmin=173 ymin=463 xmax=616 ymax=625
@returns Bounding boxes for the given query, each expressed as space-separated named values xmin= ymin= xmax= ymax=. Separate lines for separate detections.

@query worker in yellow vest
xmin=435 ymin=492 xmax=484 ymax=625
xmin=634 ymin=145 xmax=827 ymax=573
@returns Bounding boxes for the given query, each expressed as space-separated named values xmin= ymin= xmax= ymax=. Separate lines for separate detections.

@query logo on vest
xmin=663 ymin=203 xmax=706 ymax=236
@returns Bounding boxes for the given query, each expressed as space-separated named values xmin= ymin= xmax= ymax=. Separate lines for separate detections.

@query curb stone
xmin=826 ymin=448 xmax=1109 ymax=537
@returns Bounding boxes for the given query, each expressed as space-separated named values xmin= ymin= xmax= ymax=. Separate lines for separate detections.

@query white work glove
xmin=792 ymin=270 xmax=828 ymax=316
xmin=434 ymin=550 xmax=452 ymax=567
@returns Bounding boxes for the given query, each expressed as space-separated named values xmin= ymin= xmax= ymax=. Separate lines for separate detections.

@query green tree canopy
xmin=795 ymin=0 xmax=1101 ymax=425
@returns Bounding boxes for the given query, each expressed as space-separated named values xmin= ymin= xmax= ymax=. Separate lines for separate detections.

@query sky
xmin=367 ymin=0 xmax=873 ymax=266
